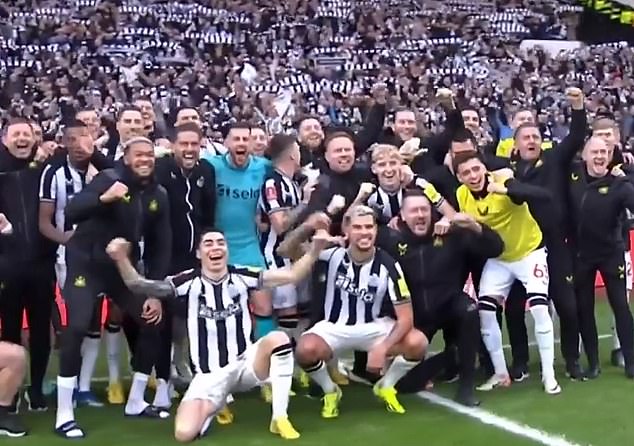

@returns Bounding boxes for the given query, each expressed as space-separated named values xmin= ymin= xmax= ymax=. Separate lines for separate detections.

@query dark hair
xmin=402 ymin=188 xmax=430 ymax=203
xmin=266 ymin=133 xmax=296 ymax=161
xmin=63 ymin=118 xmax=88 ymax=132
xmin=197 ymin=227 xmax=224 ymax=244
xmin=173 ymin=122 xmax=203 ymax=141
xmin=175 ymin=106 xmax=199 ymax=119
xmin=227 ymin=121 xmax=252 ymax=133
xmin=513 ymin=122 xmax=540 ymax=140
xmin=394 ymin=106 xmax=415 ymax=118
xmin=451 ymin=128 xmax=477 ymax=149
xmin=461 ymin=106 xmax=480 ymax=116
xmin=452 ymin=151 xmax=483 ymax=174
xmin=295 ymin=115 xmax=321 ymax=130
xmin=117 ymin=104 xmax=142 ymax=121
xmin=75 ymin=107 xmax=97 ymax=116
xmin=324 ymin=131 xmax=355 ymax=151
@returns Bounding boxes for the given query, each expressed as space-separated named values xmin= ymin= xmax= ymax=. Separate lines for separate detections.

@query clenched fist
xmin=100 ymin=181 xmax=129 ymax=203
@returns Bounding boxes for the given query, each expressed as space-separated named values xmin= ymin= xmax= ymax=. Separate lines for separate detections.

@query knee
xmin=0 ymin=342 xmax=26 ymax=368
xmin=174 ymin=423 xmax=197 ymax=444
xmin=400 ymin=329 xmax=427 ymax=360
xmin=261 ymin=330 xmax=291 ymax=350
xmin=296 ymin=334 xmax=328 ymax=365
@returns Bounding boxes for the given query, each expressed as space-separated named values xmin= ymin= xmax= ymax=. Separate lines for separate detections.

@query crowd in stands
xmin=1 ymin=0 xmax=633 ymax=146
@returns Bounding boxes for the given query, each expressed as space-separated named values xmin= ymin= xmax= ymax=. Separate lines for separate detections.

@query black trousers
xmin=505 ymin=241 xmax=580 ymax=366
xmin=0 ymin=266 xmax=55 ymax=394
xmin=397 ymin=293 xmax=480 ymax=393
xmin=576 ymin=250 xmax=634 ymax=367
xmin=59 ymin=251 xmax=162 ymax=378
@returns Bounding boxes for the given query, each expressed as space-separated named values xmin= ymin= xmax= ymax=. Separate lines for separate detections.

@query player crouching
xmin=281 ymin=205 xmax=427 ymax=418
xmin=106 ymin=227 xmax=337 ymax=442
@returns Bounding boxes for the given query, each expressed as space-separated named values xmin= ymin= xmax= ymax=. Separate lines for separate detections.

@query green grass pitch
xmin=11 ymin=296 xmax=632 ymax=446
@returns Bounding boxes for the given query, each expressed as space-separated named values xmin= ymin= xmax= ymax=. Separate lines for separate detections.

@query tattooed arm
xmin=106 ymin=238 xmax=175 ymax=298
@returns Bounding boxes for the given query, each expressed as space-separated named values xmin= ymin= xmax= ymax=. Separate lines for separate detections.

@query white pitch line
xmin=418 ymin=391 xmax=588 ymax=446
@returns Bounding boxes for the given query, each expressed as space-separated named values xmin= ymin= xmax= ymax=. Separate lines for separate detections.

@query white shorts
xmin=303 ymin=317 xmax=395 ymax=354
xmin=625 ymin=251 xmax=632 ymax=291
xmin=181 ymin=339 xmax=267 ymax=409
xmin=479 ymin=247 xmax=549 ymax=300
xmin=55 ymin=263 xmax=67 ymax=289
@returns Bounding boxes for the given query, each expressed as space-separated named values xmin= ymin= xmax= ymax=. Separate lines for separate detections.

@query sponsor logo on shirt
xmin=217 ymin=183 xmax=260 ymax=200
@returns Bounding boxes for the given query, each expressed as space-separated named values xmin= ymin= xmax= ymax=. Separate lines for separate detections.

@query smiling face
xmin=76 ymin=110 xmax=100 ymax=139
xmin=456 ymin=157 xmax=487 ymax=192
xmin=345 ymin=211 xmax=377 ymax=253
xmin=371 ymin=146 xmax=402 ymax=192
xmin=174 ymin=130 xmax=201 ymax=170
xmin=325 ymin=135 xmax=355 ymax=173
xmin=393 ymin=110 xmax=417 ymax=142
xmin=298 ymin=118 xmax=324 ymax=149
xmin=511 ymin=110 xmax=535 ymax=129
xmin=250 ymin=127 xmax=268 ymax=156
xmin=198 ymin=231 xmax=229 ymax=275
xmin=123 ymin=140 xmax=155 ymax=178
xmin=461 ymin=109 xmax=480 ymax=135
xmin=583 ymin=137 xmax=610 ymax=177
xmin=2 ymin=122 xmax=35 ymax=159
xmin=116 ymin=110 xmax=144 ymax=143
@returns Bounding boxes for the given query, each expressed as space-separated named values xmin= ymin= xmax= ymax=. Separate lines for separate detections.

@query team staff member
xmin=0 ymin=118 xmax=56 ymax=412
xmin=454 ymin=152 xmax=560 ymax=395
xmin=55 ymin=137 xmax=172 ymax=438
xmin=503 ymin=88 xmax=587 ymax=381
xmin=377 ymin=191 xmax=504 ymax=407
xmin=567 ymin=137 xmax=634 ymax=379
xmin=154 ymin=122 xmax=216 ymax=408
xmin=0 ymin=213 xmax=28 ymax=437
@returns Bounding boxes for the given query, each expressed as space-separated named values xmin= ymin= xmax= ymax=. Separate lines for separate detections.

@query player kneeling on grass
xmin=106 ymin=226 xmax=336 ymax=442
xmin=281 ymin=205 xmax=427 ymax=418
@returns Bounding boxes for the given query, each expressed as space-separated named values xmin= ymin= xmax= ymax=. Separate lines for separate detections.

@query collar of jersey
xmin=470 ymin=176 xmax=490 ymax=200
xmin=223 ymin=153 xmax=252 ymax=170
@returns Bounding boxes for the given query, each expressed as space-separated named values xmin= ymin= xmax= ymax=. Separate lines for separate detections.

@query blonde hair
xmin=592 ymin=118 xmax=618 ymax=132
xmin=343 ymin=205 xmax=377 ymax=226
xmin=370 ymin=144 xmax=402 ymax=163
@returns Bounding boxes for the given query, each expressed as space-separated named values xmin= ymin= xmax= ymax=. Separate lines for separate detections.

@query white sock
xmin=78 ymin=337 xmax=101 ymax=392
xmin=529 ymin=304 xmax=556 ymax=380
xmin=305 ymin=360 xmax=337 ymax=393
xmin=152 ymin=378 xmax=171 ymax=409
xmin=379 ymin=355 xmax=419 ymax=388
xmin=125 ymin=372 xmax=149 ymax=415
xmin=56 ymin=376 xmax=77 ymax=428
xmin=479 ymin=310 xmax=508 ymax=376
xmin=269 ymin=343 xmax=294 ymax=419
xmin=105 ymin=330 xmax=121 ymax=385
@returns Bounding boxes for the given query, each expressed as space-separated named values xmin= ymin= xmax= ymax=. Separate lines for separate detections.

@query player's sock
xmin=269 ymin=342 xmax=294 ymax=419
xmin=105 ymin=326 xmax=121 ymax=385
xmin=152 ymin=378 xmax=171 ymax=409
xmin=529 ymin=303 xmax=555 ymax=379
xmin=479 ymin=309 xmax=507 ymax=375
xmin=56 ymin=376 xmax=77 ymax=428
xmin=125 ymin=372 xmax=150 ymax=415
xmin=78 ymin=336 xmax=101 ymax=392
xmin=379 ymin=355 xmax=419 ymax=388
xmin=305 ymin=360 xmax=337 ymax=394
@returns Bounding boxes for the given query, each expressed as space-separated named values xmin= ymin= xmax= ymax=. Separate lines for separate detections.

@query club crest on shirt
xmin=74 ymin=276 xmax=86 ymax=288
xmin=122 ymin=193 xmax=131 ymax=203
xmin=535 ymin=159 xmax=544 ymax=168
xmin=397 ymin=243 xmax=408 ymax=256
xmin=335 ymin=273 xmax=376 ymax=303
xmin=197 ymin=176 xmax=205 ymax=187
xmin=598 ymin=186 xmax=609 ymax=195
xmin=571 ymin=173 xmax=579 ymax=181
xmin=148 ymin=199 xmax=158 ymax=212
xmin=433 ymin=236 xmax=443 ymax=247
xmin=476 ymin=205 xmax=489 ymax=216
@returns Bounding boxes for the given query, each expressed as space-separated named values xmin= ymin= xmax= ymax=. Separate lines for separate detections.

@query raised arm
xmin=105 ymin=238 xmax=176 ymax=298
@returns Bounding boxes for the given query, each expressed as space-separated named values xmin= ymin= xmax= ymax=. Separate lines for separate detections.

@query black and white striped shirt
xmin=317 ymin=247 xmax=410 ymax=325
xmin=367 ymin=187 xmax=403 ymax=221
xmin=258 ymin=170 xmax=302 ymax=268
xmin=169 ymin=266 xmax=262 ymax=373
xmin=39 ymin=156 xmax=87 ymax=263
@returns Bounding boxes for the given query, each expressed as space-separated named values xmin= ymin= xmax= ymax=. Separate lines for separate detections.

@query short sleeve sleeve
xmin=39 ymin=164 xmax=57 ymax=202
xmin=261 ymin=177 xmax=286 ymax=214
xmin=166 ymin=268 xmax=197 ymax=298
xmin=384 ymin=258 xmax=411 ymax=304
xmin=231 ymin=265 xmax=263 ymax=290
